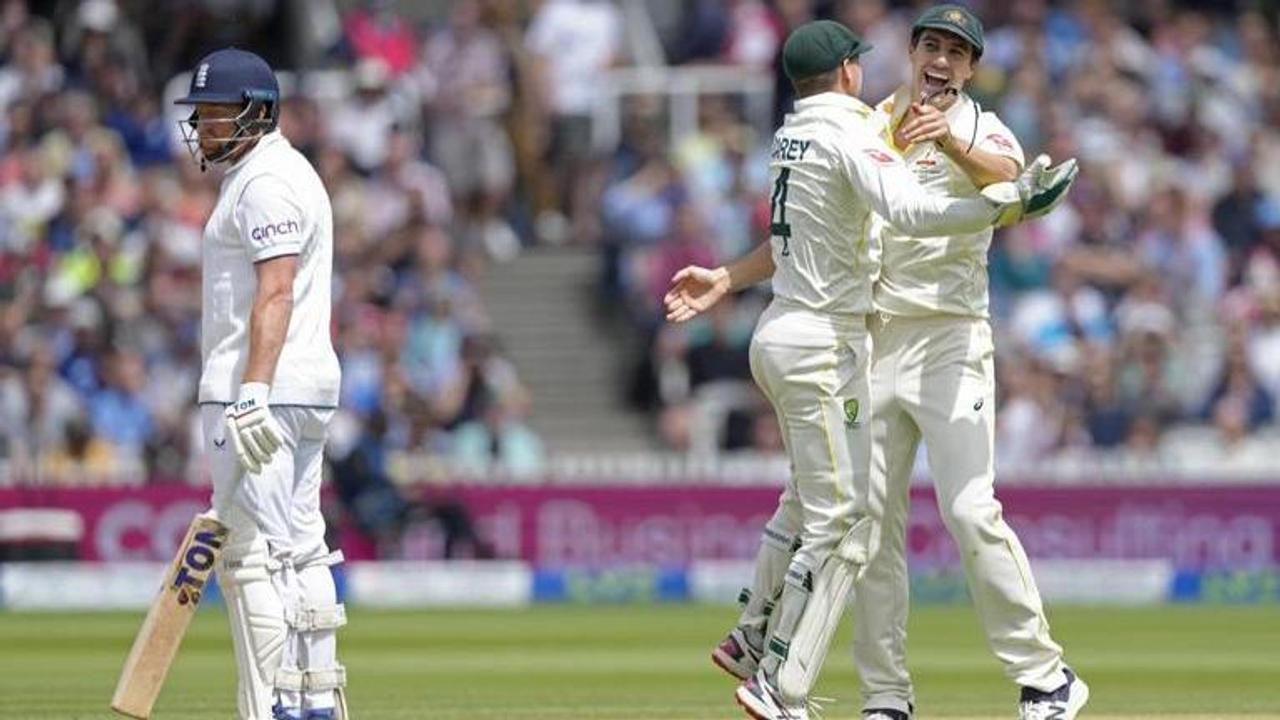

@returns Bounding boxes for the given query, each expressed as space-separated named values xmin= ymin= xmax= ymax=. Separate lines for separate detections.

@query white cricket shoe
xmin=713 ymin=625 xmax=763 ymax=680
xmin=735 ymin=668 xmax=808 ymax=720
xmin=1019 ymin=668 xmax=1089 ymax=720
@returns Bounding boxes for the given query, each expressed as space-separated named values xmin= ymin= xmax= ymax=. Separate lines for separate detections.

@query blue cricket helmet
xmin=176 ymin=48 xmax=279 ymax=108
xmin=175 ymin=48 xmax=281 ymax=168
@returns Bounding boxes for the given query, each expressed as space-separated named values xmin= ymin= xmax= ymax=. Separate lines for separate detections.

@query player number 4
xmin=770 ymin=167 xmax=793 ymax=255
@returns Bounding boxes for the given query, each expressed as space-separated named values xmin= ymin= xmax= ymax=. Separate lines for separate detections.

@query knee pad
xmin=277 ymin=551 xmax=349 ymax=717
xmin=290 ymin=551 xmax=347 ymax=634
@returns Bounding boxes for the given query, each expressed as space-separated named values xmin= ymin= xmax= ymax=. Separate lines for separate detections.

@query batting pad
xmin=777 ymin=517 xmax=872 ymax=703
xmin=738 ymin=521 xmax=798 ymax=635
xmin=219 ymin=556 xmax=288 ymax=720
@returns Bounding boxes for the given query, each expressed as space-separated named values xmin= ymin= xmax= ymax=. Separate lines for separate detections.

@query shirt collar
xmin=884 ymin=84 xmax=973 ymax=127
xmin=793 ymin=91 xmax=874 ymax=115
xmin=225 ymin=129 xmax=286 ymax=175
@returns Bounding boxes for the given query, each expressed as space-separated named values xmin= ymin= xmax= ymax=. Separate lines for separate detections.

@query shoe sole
xmin=712 ymin=647 xmax=756 ymax=681
xmin=735 ymin=684 xmax=773 ymax=720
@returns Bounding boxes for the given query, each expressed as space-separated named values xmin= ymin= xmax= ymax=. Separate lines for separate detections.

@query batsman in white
xmin=176 ymin=48 xmax=347 ymax=720
xmin=853 ymin=7 xmax=1087 ymax=719
xmin=663 ymin=19 xmax=1078 ymax=720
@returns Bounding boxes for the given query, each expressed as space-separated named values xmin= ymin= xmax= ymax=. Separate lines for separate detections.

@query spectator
xmin=420 ymin=0 xmax=516 ymax=260
xmin=341 ymin=0 xmax=418 ymax=77
xmin=526 ymin=0 xmax=621 ymax=237
xmin=327 ymin=56 xmax=414 ymax=174
xmin=0 ymin=347 xmax=82 ymax=476
xmin=87 ymin=348 xmax=152 ymax=457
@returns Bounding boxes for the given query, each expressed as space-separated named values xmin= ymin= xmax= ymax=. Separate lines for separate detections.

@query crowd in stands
xmin=3 ymin=0 xmax=1280 ymax=486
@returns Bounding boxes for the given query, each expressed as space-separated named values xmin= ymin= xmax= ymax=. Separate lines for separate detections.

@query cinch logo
xmin=171 ymin=530 xmax=224 ymax=605
xmin=250 ymin=219 xmax=300 ymax=242
xmin=195 ymin=63 xmax=209 ymax=89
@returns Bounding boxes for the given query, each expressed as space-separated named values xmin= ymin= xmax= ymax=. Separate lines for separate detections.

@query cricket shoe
xmin=713 ymin=625 xmax=764 ymax=680
xmin=1018 ymin=668 xmax=1089 ymax=720
xmin=273 ymin=704 xmax=337 ymax=719
xmin=735 ymin=669 xmax=808 ymax=720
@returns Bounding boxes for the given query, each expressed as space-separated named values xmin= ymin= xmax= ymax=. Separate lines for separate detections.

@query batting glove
xmin=982 ymin=154 xmax=1079 ymax=228
xmin=224 ymin=382 xmax=283 ymax=474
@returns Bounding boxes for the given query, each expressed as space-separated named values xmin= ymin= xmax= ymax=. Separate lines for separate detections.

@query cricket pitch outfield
xmin=1 ymin=604 xmax=1276 ymax=718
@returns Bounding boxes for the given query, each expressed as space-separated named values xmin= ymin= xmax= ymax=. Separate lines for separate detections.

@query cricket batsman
xmin=663 ymin=19 xmax=1078 ymax=720
xmin=853 ymin=7 xmax=1087 ymax=719
xmin=176 ymin=49 xmax=348 ymax=719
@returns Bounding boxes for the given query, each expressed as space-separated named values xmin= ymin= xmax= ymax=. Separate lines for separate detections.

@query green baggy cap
xmin=782 ymin=20 xmax=872 ymax=82
xmin=912 ymin=4 xmax=984 ymax=57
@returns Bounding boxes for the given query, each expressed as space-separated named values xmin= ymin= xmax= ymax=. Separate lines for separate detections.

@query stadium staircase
xmin=480 ymin=247 xmax=660 ymax=453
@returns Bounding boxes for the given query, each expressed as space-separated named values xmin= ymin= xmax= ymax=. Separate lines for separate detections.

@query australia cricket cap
xmin=912 ymin=4 xmax=985 ymax=58
xmin=782 ymin=20 xmax=872 ymax=82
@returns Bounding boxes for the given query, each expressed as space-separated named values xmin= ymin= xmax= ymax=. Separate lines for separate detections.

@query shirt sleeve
xmin=838 ymin=130 xmax=997 ymax=238
xmin=234 ymin=174 xmax=305 ymax=262
xmin=974 ymin=113 xmax=1026 ymax=168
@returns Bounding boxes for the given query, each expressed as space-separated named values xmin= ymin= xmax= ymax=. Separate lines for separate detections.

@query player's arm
xmin=664 ymin=241 xmax=774 ymax=324
xmin=225 ymin=176 xmax=304 ymax=474
xmin=897 ymin=102 xmax=1019 ymax=186
xmin=243 ymin=255 xmax=296 ymax=384
xmin=843 ymin=133 xmax=998 ymax=237
xmin=938 ymin=135 xmax=1018 ymax=186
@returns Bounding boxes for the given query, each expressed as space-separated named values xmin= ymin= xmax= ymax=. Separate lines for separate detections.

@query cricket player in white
xmin=663 ymin=20 xmax=1078 ymax=720
xmin=176 ymin=49 xmax=347 ymax=720
xmin=853 ymin=8 xmax=1087 ymax=720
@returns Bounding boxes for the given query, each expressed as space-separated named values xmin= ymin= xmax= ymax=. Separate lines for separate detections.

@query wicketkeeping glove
xmin=981 ymin=154 xmax=1079 ymax=228
xmin=224 ymin=382 xmax=283 ymax=474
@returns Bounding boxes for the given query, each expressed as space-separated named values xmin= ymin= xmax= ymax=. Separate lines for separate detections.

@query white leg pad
xmin=776 ymin=517 xmax=872 ymax=704
xmin=289 ymin=556 xmax=346 ymax=713
xmin=219 ymin=556 xmax=288 ymax=720
xmin=738 ymin=520 xmax=798 ymax=638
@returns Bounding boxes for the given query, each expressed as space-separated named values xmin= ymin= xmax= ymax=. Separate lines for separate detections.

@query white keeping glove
xmin=224 ymin=382 xmax=283 ymax=474
xmin=981 ymin=153 xmax=1079 ymax=228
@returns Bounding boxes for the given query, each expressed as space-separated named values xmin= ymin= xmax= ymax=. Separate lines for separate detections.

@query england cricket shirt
xmin=199 ymin=130 xmax=341 ymax=407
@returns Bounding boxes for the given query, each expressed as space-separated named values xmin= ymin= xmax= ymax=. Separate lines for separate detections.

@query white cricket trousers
xmin=852 ymin=314 xmax=1065 ymax=714
xmin=749 ymin=300 xmax=875 ymax=593
xmin=202 ymin=404 xmax=341 ymax=719
xmin=203 ymin=404 xmax=332 ymax=563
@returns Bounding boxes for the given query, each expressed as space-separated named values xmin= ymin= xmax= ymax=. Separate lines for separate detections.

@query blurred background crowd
xmin=2 ymin=0 xmax=1280 ymax=490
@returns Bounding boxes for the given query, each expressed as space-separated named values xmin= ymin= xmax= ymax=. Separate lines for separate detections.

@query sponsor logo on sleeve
xmin=862 ymin=148 xmax=898 ymax=166
xmin=985 ymin=134 xmax=1015 ymax=153
xmin=250 ymin=219 xmax=301 ymax=243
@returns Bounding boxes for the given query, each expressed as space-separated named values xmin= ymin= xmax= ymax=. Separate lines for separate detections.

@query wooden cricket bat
xmin=111 ymin=514 xmax=228 ymax=719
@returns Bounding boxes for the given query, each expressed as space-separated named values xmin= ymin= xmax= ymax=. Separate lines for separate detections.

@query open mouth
xmin=922 ymin=69 xmax=951 ymax=93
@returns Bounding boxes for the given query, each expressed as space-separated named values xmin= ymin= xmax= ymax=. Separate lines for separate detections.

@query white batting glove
xmin=224 ymin=382 xmax=283 ymax=475
xmin=982 ymin=154 xmax=1079 ymax=228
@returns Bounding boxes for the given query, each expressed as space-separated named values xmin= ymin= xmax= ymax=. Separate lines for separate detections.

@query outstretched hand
xmin=663 ymin=265 xmax=730 ymax=323
xmin=982 ymin=154 xmax=1079 ymax=228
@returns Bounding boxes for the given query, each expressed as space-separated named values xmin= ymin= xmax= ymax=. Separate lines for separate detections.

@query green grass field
xmin=1 ymin=604 xmax=1278 ymax=719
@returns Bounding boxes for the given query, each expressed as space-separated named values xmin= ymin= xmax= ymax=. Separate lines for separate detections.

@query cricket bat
xmin=111 ymin=514 xmax=228 ymax=719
